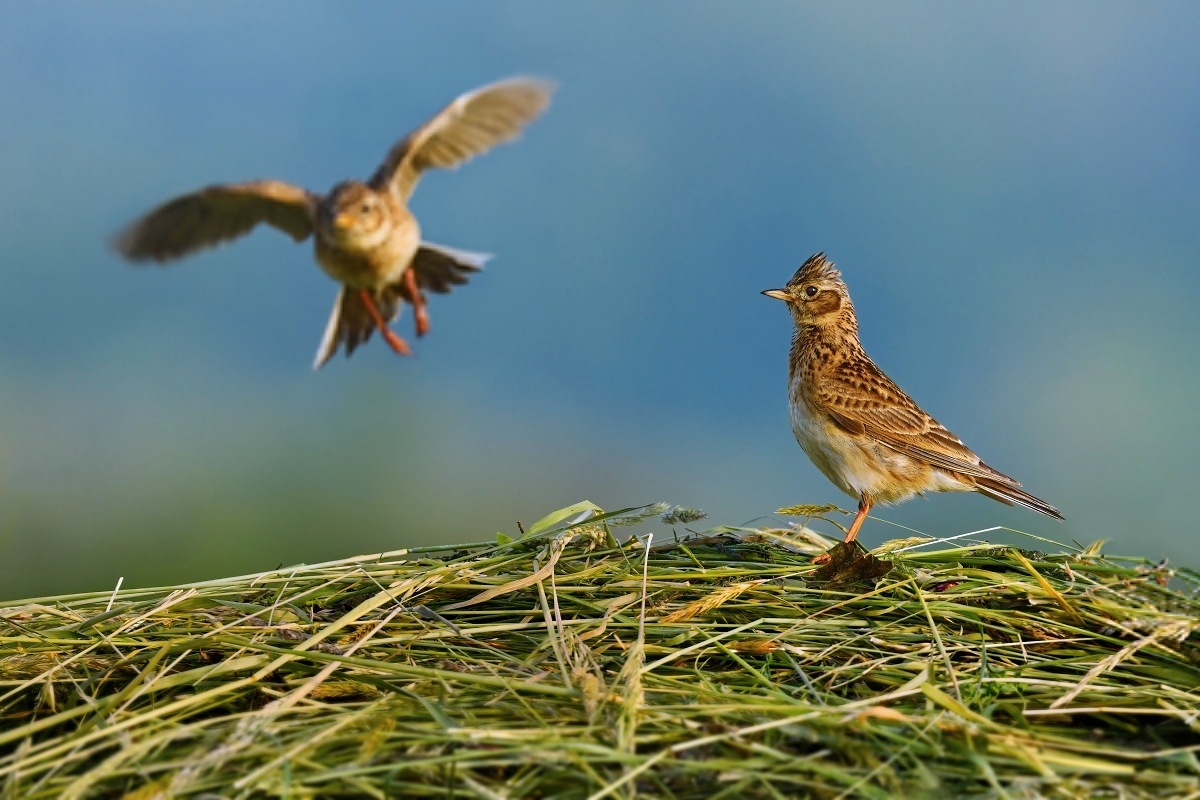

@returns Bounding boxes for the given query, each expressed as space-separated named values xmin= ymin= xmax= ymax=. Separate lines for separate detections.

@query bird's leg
xmin=359 ymin=289 xmax=411 ymax=356
xmin=812 ymin=495 xmax=872 ymax=565
xmin=844 ymin=496 xmax=872 ymax=543
xmin=404 ymin=267 xmax=430 ymax=337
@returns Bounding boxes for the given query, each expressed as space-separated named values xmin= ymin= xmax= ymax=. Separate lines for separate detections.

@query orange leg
xmin=812 ymin=495 xmax=873 ymax=564
xmin=359 ymin=289 xmax=412 ymax=356
xmin=844 ymin=496 xmax=872 ymax=543
xmin=405 ymin=268 xmax=430 ymax=337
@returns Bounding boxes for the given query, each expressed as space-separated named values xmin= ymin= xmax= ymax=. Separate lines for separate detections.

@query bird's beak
xmin=333 ymin=213 xmax=354 ymax=230
xmin=761 ymin=289 xmax=790 ymax=301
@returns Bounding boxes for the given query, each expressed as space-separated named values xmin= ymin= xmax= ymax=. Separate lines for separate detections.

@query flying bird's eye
xmin=805 ymin=285 xmax=819 ymax=297
xmin=360 ymin=203 xmax=372 ymax=214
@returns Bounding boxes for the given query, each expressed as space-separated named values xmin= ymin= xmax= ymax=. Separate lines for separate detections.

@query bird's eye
xmin=804 ymin=285 xmax=819 ymax=297
xmin=360 ymin=203 xmax=372 ymax=214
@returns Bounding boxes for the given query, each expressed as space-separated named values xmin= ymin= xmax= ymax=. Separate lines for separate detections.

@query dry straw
xmin=2 ymin=501 xmax=1198 ymax=798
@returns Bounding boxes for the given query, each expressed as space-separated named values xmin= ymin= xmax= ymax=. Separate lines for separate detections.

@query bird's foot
xmin=360 ymin=289 xmax=412 ymax=357
xmin=380 ymin=327 xmax=413 ymax=357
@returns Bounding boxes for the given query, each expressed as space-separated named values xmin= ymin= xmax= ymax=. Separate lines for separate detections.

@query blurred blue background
xmin=2 ymin=3 xmax=1198 ymax=599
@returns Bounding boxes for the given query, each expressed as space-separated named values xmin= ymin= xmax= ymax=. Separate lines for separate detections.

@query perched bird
xmin=113 ymin=77 xmax=554 ymax=368
xmin=763 ymin=253 xmax=1063 ymax=544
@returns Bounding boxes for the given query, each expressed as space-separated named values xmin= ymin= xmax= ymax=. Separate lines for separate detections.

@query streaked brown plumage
xmin=763 ymin=253 xmax=1063 ymax=544
xmin=113 ymin=77 xmax=554 ymax=368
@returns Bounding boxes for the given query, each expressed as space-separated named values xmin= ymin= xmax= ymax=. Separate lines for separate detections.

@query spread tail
xmin=313 ymin=286 xmax=388 ymax=369
xmin=312 ymin=242 xmax=490 ymax=369
xmin=400 ymin=242 xmax=490 ymax=299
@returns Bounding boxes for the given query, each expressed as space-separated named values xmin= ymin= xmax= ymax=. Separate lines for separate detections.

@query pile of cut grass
xmin=2 ymin=501 xmax=1199 ymax=799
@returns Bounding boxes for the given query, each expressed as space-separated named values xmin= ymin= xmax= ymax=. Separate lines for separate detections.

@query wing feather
xmin=819 ymin=358 xmax=1016 ymax=484
xmin=370 ymin=77 xmax=554 ymax=200
xmin=113 ymin=180 xmax=316 ymax=263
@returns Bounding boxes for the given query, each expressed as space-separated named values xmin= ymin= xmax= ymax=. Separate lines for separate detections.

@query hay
xmin=2 ymin=501 xmax=1198 ymax=799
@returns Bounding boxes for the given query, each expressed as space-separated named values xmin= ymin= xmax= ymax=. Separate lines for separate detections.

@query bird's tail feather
xmin=312 ymin=243 xmax=488 ymax=368
xmin=399 ymin=242 xmax=490 ymax=300
xmin=313 ymin=287 xmax=395 ymax=369
xmin=974 ymin=478 xmax=1065 ymax=521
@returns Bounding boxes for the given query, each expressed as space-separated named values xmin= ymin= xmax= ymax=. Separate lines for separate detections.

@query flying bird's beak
xmin=333 ymin=213 xmax=354 ymax=230
xmin=761 ymin=289 xmax=790 ymax=301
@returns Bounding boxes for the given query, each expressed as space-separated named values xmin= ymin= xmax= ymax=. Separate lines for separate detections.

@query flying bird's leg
xmin=405 ymin=267 xmax=430 ymax=337
xmin=359 ymin=289 xmax=412 ymax=356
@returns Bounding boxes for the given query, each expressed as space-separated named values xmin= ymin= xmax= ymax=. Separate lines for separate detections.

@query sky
xmin=1 ymin=3 xmax=1198 ymax=598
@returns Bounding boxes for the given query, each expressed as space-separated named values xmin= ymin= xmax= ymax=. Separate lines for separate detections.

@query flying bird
xmin=114 ymin=77 xmax=554 ymax=368
xmin=763 ymin=253 xmax=1063 ymax=545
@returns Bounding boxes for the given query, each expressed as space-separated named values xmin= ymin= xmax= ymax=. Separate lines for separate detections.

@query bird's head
xmin=319 ymin=181 xmax=389 ymax=246
xmin=762 ymin=252 xmax=856 ymax=329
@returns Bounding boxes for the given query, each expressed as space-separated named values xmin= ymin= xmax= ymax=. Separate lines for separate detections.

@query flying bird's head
xmin=319 ymin=181 xmax=390 ymax=247
xmin=761 ymin=252 xmax=856 ymax=330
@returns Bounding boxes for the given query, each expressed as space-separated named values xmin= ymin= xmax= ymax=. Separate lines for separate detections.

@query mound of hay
xmin=2 ymin=502 xmax=1198 ymax=798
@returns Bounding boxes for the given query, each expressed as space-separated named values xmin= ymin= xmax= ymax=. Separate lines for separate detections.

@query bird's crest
xmin=787 ymin=252 xmax=842 ymax=288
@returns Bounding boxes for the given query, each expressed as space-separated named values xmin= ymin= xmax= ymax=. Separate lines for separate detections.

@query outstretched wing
xmin=113 ymin=180 xmax=317 ymax=263
xmin=369 ymin=77 xmax=554 ymax=201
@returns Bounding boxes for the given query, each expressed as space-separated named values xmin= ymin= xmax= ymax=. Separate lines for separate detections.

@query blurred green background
xmin=2 ymin=3 xmax=1198 ymax=599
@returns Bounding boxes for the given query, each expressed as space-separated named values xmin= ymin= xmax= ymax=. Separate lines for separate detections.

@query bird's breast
xmin=788 ymin=374 xmax=959 ymax=504
xmin=313 ymin=212 xmax=420 ymax=289
xmin=788 ymin=379 xmax=859 ymax=498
